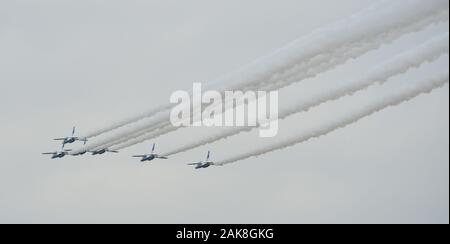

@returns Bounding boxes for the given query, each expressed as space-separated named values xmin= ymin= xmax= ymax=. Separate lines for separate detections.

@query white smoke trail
xmin=106 ymin=23 xmax=448 ymax=150
xmin=84 ymin=104 xmax=172 ymax=138
xmin=215 ymin=72 xmax=449 ymax=166
xmin=146 ymin=33 xmax=448 ymax=156
xmin=110 ymin=124 xmax=177 ymax=151
xmin=73 ymin=0 xmax=448 ymax=153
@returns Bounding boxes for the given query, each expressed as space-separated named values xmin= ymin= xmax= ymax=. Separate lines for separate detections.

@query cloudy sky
xmin=0 ymin=0 xmax=448 ymax=224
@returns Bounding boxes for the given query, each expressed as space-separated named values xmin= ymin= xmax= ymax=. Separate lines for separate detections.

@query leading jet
xmin=42 ymin=145 xmax=72 ymax=159
xmin=188 ymin=151 xmax=214 ymax=169
xmin=54 ymin=127 xmax=87 ymax=146
xmin=132 ymin=143 xmax=168 ymax=162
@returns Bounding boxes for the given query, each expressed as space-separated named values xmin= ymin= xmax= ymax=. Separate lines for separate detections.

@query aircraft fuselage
xmin=72 ymin=151 xmax=86 ymax=156
xmin=141 ymin=154 xmax=156 ymax=162
xmin=92 ymin=149 xmax=107 ymax=155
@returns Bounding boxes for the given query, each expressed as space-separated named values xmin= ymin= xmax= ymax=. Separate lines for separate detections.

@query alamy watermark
xmin=170 ymin=83 xmax=279 ymax=138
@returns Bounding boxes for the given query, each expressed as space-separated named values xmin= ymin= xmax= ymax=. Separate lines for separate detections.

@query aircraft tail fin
xmin=206 ymin=151 xmax=210 ymax=161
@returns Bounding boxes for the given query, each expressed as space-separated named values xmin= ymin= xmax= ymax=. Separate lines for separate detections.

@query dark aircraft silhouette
xmin=132 ymin=143 xmax=168 ymax=162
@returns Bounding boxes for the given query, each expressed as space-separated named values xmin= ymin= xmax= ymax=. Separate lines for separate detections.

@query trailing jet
xmin=90 ymin=148 xmax=119 ymax=155
xmin=42 ymin=145 xmax=72 ymax=159
xmin=188 ymin=151 xmax=214 ymax=169
xmin=54 ymin=127 xmax=87 ymax=145
xmin=132 ymin=143 xmax=168 ymax=162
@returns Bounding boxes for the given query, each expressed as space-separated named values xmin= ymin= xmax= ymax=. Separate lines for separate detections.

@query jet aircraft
xmin=188 ymin=151 xmax=214 ymax=169
xmin=54 ymin=127 xmax=87 ymax=145
xmin=132 ymin=144 xmax=168 ymax=162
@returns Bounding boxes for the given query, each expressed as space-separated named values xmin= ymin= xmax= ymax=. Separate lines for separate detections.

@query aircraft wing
xmin=158 ymin=156 xmax=169 ymax=159
xmin=42 ymin=152 xmax=55 ymax=155
xmin=53 ymin=138 xmax=65 ymax=140
xmin=132 ymin=155 xmax=145 ymax=157
xmin=187 ymin=162 xmax=201 ymax=166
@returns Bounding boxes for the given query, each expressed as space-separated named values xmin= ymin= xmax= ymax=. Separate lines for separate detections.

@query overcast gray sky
xmin=0 ymin=0 xmax=448 ymax=224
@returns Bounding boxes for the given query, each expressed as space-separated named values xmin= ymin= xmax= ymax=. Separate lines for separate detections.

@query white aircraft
xmin=72 ymin=150 xmax=87 ymax=156
xmin=188 ymin=151 xmax=214 ymax=169
xmin=54 ymin=127 xmax=87 ymax=145
xmin=42 ymin=145 xmax=72 ymax=159
xmin=132 ymin=143 xmax=168 ymax=162
xmin=90 ymin=148 xmax=119 ymax=155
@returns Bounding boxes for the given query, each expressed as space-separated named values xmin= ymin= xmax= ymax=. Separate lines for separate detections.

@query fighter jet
xmin=188 ymin=151 xmax=214 ymax=169
xmin=89 ymin=148 xmax=119 ymax=155
xmin=42 ymin=145 xmax=72 ymax=159
xmin=132 ymin=143 xmax=168 ymax=162
xmin=54 ymin=127 xmax=87 ymax=146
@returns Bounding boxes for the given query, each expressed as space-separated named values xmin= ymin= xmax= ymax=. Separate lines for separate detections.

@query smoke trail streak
xmin=81 ymin=0 xmax=448 ymax=141
xmin=106 ymin=29 xmax=449 ymax=152
xmin=142 ymin=34 xmax=448 ymax=156
xmin=215 ymin=72 xmax=449 ymax=166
